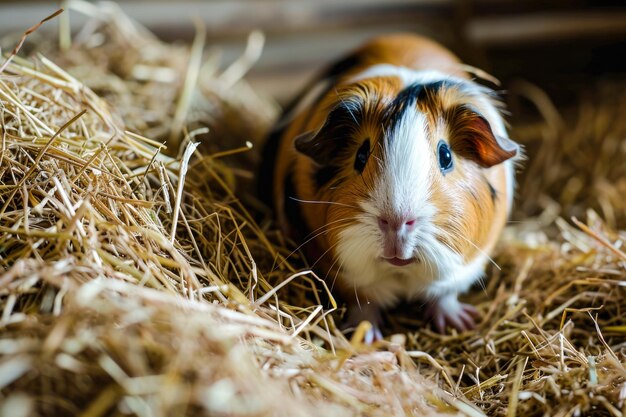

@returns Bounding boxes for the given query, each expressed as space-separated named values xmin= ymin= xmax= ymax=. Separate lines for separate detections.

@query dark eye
xmin=354 ymin=139 xmax=370 ymax=173
xmin=438 ymin=140 xmax=453 ymax=173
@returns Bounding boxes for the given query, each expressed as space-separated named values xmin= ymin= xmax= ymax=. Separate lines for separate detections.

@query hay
xmin=511 ymin=79 xmax=626 ymax=229
xmin=1 ymin=3 xmax=624 ymax=417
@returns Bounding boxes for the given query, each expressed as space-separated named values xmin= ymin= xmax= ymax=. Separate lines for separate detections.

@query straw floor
xmin=0 ymin=3 xmax=624 ymax=417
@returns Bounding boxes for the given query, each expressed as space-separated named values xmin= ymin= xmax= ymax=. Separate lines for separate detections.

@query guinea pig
xmin=260 ymin=34 xmax=520 ymax=342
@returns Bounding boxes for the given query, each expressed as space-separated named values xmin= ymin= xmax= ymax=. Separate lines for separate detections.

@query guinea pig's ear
xmin=294 ymin=101 xmax=362 ymax=165
xmin=294 ymin=130 xmax=333 ymax=166
xmin=452 ymin=107 xmax=519 ymax=168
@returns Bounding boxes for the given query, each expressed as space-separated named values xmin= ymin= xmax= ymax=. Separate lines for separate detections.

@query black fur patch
xmin=315 ymin=165 xmax=341 ymax=188
xmin=323 ymin=53 xmax=362 ymax=81
xmin=353 ymin=138 xmax=371 ymax=173
xmin=296 ymin=100 xmax=363 ymax=167
xmin=385 ymin=80 xmax=461 ymax=136
xmin=283 ymin=169 xmax=308 ymax=237
xmin=258 ymin=126 xmax=283 ymax=210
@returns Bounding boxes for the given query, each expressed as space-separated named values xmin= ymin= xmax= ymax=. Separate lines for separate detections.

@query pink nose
xmin=377 ymin=216 xmax=417 ymax=233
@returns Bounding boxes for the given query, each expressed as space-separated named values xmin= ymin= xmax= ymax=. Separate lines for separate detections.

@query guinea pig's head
xmin=294 ymin=70 xmax=519 ymax=285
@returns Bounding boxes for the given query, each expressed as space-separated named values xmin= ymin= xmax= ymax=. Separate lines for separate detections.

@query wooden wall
xmin=2 ymin=0 xmax=626 ymax=103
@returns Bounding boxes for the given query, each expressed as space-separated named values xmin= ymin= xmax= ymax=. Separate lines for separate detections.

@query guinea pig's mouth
xmin=383 ymin=257 xmax=418 ymax=267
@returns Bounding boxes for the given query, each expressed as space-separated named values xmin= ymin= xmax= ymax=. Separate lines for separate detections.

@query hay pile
xmin=1 ymin=3 xmax=624 ymax=417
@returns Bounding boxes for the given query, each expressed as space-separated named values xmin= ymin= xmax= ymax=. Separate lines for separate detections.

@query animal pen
xmin=0 ymin=1 xmax=625 ymax=416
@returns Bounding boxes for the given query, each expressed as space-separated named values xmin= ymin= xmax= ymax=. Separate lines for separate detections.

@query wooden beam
xmin=467 ymin=11 xmax=626 ymax=46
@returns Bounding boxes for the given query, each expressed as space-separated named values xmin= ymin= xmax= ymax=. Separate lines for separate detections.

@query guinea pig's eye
xmin=354 ymin=139 xmax=370 ymax=173
xmin=437 ymin=140 xmax=454 ymax=173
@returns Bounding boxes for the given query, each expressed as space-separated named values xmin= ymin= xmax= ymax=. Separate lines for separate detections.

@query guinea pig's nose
xmin=378 ymin=216 xmax=417 ymax=233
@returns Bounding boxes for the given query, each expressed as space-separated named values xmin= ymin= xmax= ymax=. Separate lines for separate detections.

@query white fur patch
xmin=337 ymin=219 xmax=478 ymax=307
xmin=380 ymin=107 xmax=432 ymax=218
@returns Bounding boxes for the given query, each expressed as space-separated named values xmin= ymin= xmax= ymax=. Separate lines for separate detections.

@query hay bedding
xmin=0 ymin=3 xmax=624 ymax=417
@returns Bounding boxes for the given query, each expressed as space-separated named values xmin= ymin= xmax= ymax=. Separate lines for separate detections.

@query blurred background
xmin=1 ymin=0 xmax=626 ymax=105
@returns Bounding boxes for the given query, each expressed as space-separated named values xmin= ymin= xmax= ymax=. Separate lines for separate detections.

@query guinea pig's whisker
xmin=314 ymin=240 xmax=349 ymax=301
xmin=328 ymin=256 xmax=346 ymax=294
xmin=303 ymin=216 xmax=358 ymax=241
xmin=275 ymin=225 xmax=343 ymax=270
xmin=418 ymin=247 xmax=435 ymax=278
xmin=440 ymin=229 xmax=501 ymax=271
xmin=311 ymin=238 xmax=343 ymax=269
xmin=354 ymin=283 xmax=362 ymax=310
xmin=431 ymin=231 xmax=463 ymax=257
xmin=344 ymin=188 xmax=369 ymax=201
xmin=459 ymin=235 xmax=501 ymax=271
xmin=476 ymin=276 xmax=487 ymax=293
xmin=439 ymin=238 xmax=462 ymax=257
xmin=360 ymin=170 xmax=376 ymax=191
xmin=324 ymin=245 xmax=343 ymax=279
xmin=278 ymin=219 xmax=360 ymax=269
xmin=289 ymin=197 xmax=359 ymax=210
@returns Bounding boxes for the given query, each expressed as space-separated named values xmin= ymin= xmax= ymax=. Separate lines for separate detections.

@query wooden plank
xmin=467 ymin=11 xmax=626 ymax=46
xmin=3 ymin=2 xmax=625 ymax=46
xmin=0 ymin=0 xmax=451 ymax=40
xmin=2 ymin=0 xmax=625 ymax=105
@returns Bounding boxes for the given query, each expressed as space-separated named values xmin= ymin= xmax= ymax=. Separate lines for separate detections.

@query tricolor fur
xmin=262 ymin=34 xmax=520 ymax=336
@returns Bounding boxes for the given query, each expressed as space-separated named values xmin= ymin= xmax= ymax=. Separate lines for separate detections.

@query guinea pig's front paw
xmin=426 ymin=294 xmax=480 ymax=334
xmin=343 ymin=302 xmax=384 ymax=344
xmin=363 ymin=325 xmax=384 ymax=344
